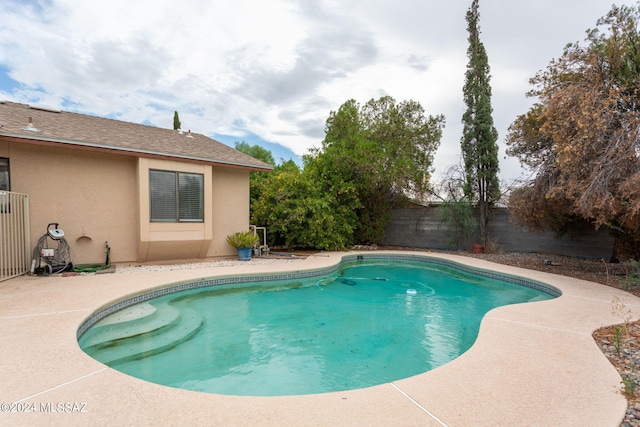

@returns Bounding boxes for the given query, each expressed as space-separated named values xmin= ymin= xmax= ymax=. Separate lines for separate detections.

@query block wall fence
xmin=382 ymin=207 xmax=615 ymax=259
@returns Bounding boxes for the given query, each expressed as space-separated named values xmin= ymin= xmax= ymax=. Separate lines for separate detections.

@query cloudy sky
xmin=0 ymin=0 xmax=633 ymax=182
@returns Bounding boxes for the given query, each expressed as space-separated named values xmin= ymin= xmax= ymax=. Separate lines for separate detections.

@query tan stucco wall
xmin=136 ymin=158 xmax=214 ymax=262
xmin=1 ymin=141 xmax=138 ymax=265
xmin=1 ymin=140 xmax=253 ymax=265
xmin=208 ymin=167 xmax=251 ymax=257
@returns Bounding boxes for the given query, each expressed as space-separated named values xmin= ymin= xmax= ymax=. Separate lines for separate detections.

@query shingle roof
xmin=0 ymin=101 xmax=273 ymax=171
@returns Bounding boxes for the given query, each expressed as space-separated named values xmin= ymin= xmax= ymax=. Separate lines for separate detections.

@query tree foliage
xmin=173 ymin=111 xmax=181 ymax=131
xmin=435 ymin=165 xmax=477 ymax=250
xmin=312 ymin=96 xmax=445 ymax=244
xmin=236 ymin=142 xmax=358 ymax=250
xmin=250 ymin=160 xmax=358 ymax=250
xmin=234 ymin=141 xmax=276 ymax=166
xmin=234 ymin=141 xmax=276 ymax=209
xmin=247 ymin=97 xmax=443 ymax=250
xmin=461 ymin=0 xmax=500 ymax=246
xmin=506 ymin=3 xmax=640 ymax=257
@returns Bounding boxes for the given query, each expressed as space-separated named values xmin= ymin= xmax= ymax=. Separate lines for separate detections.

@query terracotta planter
xmin=472 ymin=244 xmax=484 ymax=254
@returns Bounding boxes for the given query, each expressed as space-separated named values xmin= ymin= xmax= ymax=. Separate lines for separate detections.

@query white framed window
xmin=150 ymin=169 xmax=204 ymax=222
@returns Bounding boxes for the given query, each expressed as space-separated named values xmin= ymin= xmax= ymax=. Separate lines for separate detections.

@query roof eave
xmin=0 ymin=132 xmax=274 ymax=172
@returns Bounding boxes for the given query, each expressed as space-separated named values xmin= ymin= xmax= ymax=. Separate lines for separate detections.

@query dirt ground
xmin=460 ymin=251 xmax=635 ymax=293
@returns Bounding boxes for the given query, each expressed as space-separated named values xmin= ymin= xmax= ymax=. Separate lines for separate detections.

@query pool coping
xmin=76 ymin=253 xmax=562 ymax=340
xmin=1 ymin=250 xmax=638 ymax=426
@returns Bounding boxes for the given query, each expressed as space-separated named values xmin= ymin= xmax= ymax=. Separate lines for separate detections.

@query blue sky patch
xmin=0 ymin=66 xmax=19 ymax=94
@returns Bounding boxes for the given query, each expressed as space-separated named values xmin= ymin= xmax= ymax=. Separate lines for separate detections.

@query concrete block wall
xmin=382 ymin=207 xmax=615 ymax=259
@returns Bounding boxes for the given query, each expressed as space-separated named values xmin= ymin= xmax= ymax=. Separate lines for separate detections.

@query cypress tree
xmin=173 ymin=111 xmax=181 ymax=131
xmin=461 ymin=0 xmax=500 ymax=247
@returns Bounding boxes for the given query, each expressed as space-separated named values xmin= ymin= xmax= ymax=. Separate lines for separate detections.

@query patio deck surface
xmin=0 ymin=251 xmax=638 ymax=427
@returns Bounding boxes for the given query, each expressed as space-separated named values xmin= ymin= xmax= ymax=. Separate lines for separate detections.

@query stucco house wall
xmin=209 ymin=167 xmax=251 ymax=257
xmin=0 ymin=101 xmax=272 ymax=265
xmin=0 ymin=141 xmax=139 ymax=264
xmin=136 ymin=157 xmax=213 ymax=262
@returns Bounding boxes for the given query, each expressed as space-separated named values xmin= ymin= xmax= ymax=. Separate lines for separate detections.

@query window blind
xmin=149 ymin=169 xmax=204 ymax=222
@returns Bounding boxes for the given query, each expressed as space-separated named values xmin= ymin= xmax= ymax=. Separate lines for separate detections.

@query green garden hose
xmin=73 ymin=242 xmax=111 ymax=273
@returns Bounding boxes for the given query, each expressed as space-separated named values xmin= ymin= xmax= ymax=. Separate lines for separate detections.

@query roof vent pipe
xmin=23 ymin=116 xmax=39 ymax=132
xmin=186 ymin=130 xmax=193 ymax=138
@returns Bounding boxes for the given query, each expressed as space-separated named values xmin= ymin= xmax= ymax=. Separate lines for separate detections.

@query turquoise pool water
xmin=79 ymin=258 xmax=555 ymax=396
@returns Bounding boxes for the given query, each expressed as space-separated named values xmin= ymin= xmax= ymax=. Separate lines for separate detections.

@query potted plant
xmin=472 ymin=243 xmax=484 ymax=254
xmin=226 ymin=230 xmax=259 ymax=261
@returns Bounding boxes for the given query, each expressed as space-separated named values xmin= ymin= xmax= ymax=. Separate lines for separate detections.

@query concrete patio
xmin=0 ymin=251 xmax=638 ymax=426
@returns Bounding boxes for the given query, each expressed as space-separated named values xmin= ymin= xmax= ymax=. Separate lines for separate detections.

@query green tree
xmin=234 ymin=141 xmax=276 ymax=210
xmin=173 ymin=111 xmax=181 ymax=131
xmin=314 ymin=96 xmax=445 ymax=244
xmin=506 ymin=3 xmax=640 ymax=258
xmin=251 ymin=160 xmax=358 ymax=250
xmin=247 ymin=97 xmax=443 ymax=250
xmin=461 ymin=0 xmax=500 ymax=247
xmin=234 ymin=141 xmax=276 ymax=166
xmin=435 ymin=165 xmax=477 ymax=250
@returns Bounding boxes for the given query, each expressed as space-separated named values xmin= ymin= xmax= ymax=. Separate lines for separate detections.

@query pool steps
xmin=80 ymin=303 xmax=176 ymax=347
xmin=78 ymin=254 xmax=561 ymax=342
xmin=77 ymin=254 xmax=562 ymax=370
xmin=79 ymin=302 xmax=204 ymax=366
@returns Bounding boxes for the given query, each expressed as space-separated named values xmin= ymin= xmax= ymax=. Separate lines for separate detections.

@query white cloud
xmin=0 ymin=0 xmax=637 ymax=182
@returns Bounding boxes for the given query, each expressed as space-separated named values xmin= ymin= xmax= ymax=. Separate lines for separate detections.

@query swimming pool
xmin=78 ymin=254 xmax=558 ymax=396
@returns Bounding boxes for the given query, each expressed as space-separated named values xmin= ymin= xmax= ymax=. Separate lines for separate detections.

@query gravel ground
xmin=113 ymin=248 xmax=640 ymax=425
xmin=595 ymin=323 xmax=640 ymax=426
xmin=114 ymin=255 xmax=304 ymax=274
